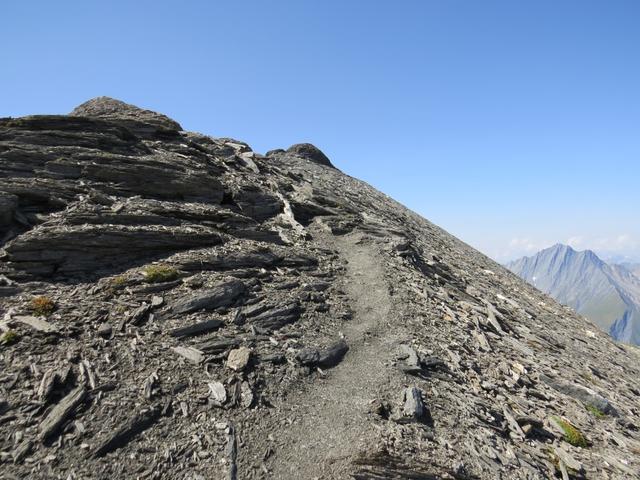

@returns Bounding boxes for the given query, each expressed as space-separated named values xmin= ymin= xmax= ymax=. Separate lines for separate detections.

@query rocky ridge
xmin=0 ymin=98 xmax=639 ymax=479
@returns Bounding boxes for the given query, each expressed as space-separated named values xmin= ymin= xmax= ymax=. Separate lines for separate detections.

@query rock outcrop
xmin=1 ymin=99 xmax=639 ymax=480
xmin=70 ymin=96 xmax=183 ymax=133
xmin=284 ymin=143 xmax=336 ymax=168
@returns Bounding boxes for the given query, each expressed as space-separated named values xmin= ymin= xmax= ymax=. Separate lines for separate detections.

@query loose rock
xmin=227 ymin=347 xmax=252 ymax=372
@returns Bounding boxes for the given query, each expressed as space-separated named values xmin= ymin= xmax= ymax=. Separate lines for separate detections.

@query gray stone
xmin=208 ymin=382 xmax=227 ymax=406
xmin=296 ymin=339 xmax=349 ymax=369
xmin=171 ymin=346 xmax=205 ymax=364
xmin=97 ymin=324 xmax=112 ymax=338
xmin=399 ymin=386 xmax=427 ymax=423
xmin=151 ymin=295 xmax=164 ymax=308
xmin=540 ymin=374 xmax=618 ymax=416
xmin=164 ymin=280 xmax=246 ymax=317
xmin=249 ymin=302 xmax=302 ymax=331
xmin=14 ymin=315 xmax=59 ymax=334
xmin=168 ymin=319 xmax=223 ymax=338
xmin=226 ymin=347 xmax=252 ymax=372
xmin=38 ymin=386 xmax=87 ymax=441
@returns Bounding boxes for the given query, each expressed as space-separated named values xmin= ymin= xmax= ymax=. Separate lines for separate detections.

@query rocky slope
xmin=1 ymin=98 xmax=639 ymax=480
xmin=618 ymin=262 xmax=640 ymax=279
xmin=507 ymin=244 xmax=640 ymax=345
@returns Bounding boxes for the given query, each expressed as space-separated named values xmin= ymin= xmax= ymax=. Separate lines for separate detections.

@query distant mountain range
xmin=619 ymin=262 xmax=640 ymax=278
xmin=507 ymin=244 xmax=640 ymax=345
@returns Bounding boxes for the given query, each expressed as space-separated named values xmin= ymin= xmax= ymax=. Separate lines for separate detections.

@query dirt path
xmin=267 ymin=233 xmax=407 ymax=479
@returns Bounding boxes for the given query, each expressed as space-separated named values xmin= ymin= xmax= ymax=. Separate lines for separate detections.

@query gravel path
xmin=268 ymin=233 xmax=406 ymax=479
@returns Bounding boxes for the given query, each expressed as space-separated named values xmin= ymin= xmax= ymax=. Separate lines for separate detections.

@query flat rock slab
xmin=171 ymin=346 xmax=205 ymax=364
xmin=540 ymin=374 xmax=618 ymax=416
xmin=14 ymin=315 xmax=59 ymax=334
xmin=164 ymin=280 xmax=246 ymax=317
xmin=249 ymin=302 xmax=302 ymax=331
xmin=38 ymin=386 xmax=86 ymax=441
xmin=168 ymin=319 xmax=223 ymax=338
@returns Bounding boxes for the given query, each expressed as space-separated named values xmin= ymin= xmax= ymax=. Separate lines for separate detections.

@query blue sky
xmin=2 ymin=1 xmax=639 ymax=262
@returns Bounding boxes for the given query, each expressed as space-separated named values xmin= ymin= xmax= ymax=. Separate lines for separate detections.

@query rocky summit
xmin=0 ymin=98 xmax=639 ymax=480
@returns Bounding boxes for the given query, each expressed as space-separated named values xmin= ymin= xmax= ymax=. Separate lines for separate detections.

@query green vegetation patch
xmin=553 ymin=417 xmax=588 ymax=448
xmin=142 ymin=265 xmax=179 ymax=283
xmin=0 ymin=330 xmax=20 ymax=346
xmin=108 ymin=275 xmax=130 ymax=292
xmin=585 ymin=404 xmax=606 ymax=419
xmin=30 ymin=296 xmax=56 ymax=316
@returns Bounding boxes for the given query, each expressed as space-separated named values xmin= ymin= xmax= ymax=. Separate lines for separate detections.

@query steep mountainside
xmin=1 ymin=98 xmax=639 ymax=480
xmin=507 ymin=244 xmax=640 ymax=345
xmin=619 ymin=262 xmax=640 ymax=279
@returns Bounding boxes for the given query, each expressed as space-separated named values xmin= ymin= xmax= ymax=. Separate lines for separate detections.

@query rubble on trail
xmin=1 ymin=97 xmax=639 ymax=479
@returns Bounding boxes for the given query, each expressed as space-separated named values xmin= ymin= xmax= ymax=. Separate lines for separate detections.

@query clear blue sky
xmin=3 ymin=1 xmax=639 ymax=262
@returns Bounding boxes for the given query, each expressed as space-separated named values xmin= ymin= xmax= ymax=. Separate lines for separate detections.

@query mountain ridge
xmin=507 ymin=243 xmax=640 ymax=345
xmin=1 ymin=98 xmax=639 ymax=479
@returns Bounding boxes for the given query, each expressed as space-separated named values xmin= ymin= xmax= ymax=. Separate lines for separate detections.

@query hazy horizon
xmin=502 ymin=241 xmax=640 ymax=264
xmin=3 ymin=1 xmax=638 ymax=263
